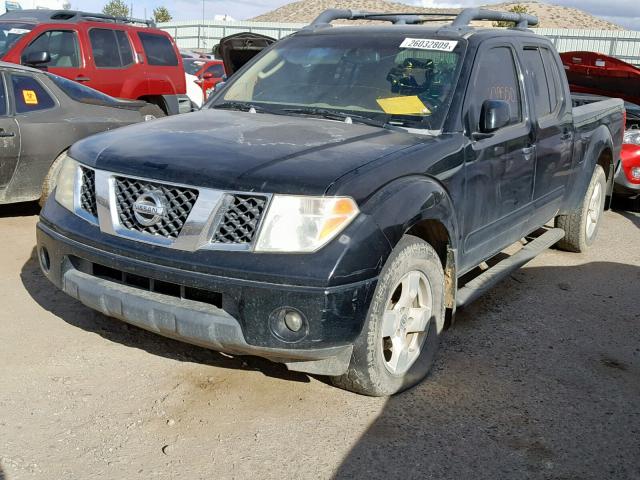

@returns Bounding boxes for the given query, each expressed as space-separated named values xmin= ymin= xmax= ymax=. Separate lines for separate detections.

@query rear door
xmin=519 ymin=44 xmax=573 ymax=223
xmin=86 ymin=27 xmax=136 ymax=97
xmin=0 ymin=72 xmax=20 ymax=190
xmin=461 ymin=41 xmax=535 ymax=269
xmin=7 ymin=72 xmax=62 ymax=199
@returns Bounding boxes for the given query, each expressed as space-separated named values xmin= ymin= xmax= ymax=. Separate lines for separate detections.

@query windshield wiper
xmin=212 ymin=101 xmax=271 ymax=113
xmin=282 ymin=107 xmax=394 ymax=130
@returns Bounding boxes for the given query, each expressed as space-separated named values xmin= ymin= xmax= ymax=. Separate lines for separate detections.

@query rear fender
xmin=562 ymin=124 xmax=614 ymax=213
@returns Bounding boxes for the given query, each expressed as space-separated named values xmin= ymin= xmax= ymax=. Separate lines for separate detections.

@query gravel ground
xmin=0 ymin=202 xmax=638 ymax=480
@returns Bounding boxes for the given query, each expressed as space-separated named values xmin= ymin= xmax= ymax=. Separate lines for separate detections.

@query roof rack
xmin=0 ymin=9 xmax=156 ymax=27
xmin=308 ymin=9 xmax=459 ymax=26
xmin=450 ymin=8 xmax=538 ymax=29
xmin=52 ymin=10 xmax=156 ymax=27
xmin=308 ymin=7 xmax=538 ymax=30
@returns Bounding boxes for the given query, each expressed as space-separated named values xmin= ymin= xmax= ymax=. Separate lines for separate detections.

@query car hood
xmin=69 ymin=109 xmax=424 ymax=195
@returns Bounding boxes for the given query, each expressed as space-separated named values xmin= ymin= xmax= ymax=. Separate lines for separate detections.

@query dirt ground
xmin=0 ymin=202 xmax=639 ymax=480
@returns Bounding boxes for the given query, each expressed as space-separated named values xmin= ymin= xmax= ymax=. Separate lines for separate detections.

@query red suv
xmin=0 ymin=9 xmax=189 ymax=115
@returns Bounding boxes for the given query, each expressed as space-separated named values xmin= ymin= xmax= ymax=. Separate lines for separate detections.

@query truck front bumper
xmin=37 ymin=222 xmax=377 ymax=376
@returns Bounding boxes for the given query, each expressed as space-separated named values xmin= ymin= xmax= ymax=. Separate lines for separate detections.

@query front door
xmin=20 ymin=29 xmax=87 ymax=85
xmin=461 ymin=42 xmax=535 ymax=271
xmin=0 ymin=73 xmax=20 ymax=191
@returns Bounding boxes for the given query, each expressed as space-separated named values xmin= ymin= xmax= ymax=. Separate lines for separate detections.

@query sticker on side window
xmin=400 ymin=38 xmax=458 ymax=52
xmin=22 ymin=90 xmax=38 ymax=105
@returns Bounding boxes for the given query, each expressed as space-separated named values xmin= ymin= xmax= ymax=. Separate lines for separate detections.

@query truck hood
xmin=69 ymin=109 xmax=423 ymax=195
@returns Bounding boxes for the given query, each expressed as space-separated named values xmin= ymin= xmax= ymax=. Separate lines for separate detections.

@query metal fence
xmin=157 ymin=20 xmax=306 ymax=52
xmin=159 ymin=21 xmax=640 ymax=66
xmin=537 ymin=28 xmax=640 ymax=66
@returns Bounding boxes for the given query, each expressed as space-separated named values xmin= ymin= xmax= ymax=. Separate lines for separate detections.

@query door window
xmin=11 ymin=74 xmax=55 ymax=113
xmin=89 ymin=28 xmax=134 ymax=68
xmin=138 ymin=32 xmax=178 ymax=66
xmin=540 ymin=48 xmax=562 ymax=112
xmin=469 ymin=46 xmax=522 ymax=130
xmin=522 ymin=48 xmax=552 ymax=117
xmin=206 ymin=64 xmax=225 ymax=77
xmin=21 ymin=30 xmax=80 ymax=68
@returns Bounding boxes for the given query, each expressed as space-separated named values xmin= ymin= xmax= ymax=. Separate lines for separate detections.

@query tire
xmin=139 ymin=103 xmax=166 ymax=120
xmin=555 ymin=165 xmax=607 ymax=252
xmin=331 ymin=235 xmax=445 ymax=396
xmin=39 ymin=151 xmax=67 ymax=207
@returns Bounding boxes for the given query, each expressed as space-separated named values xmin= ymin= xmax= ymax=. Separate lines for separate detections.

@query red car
xmin=0 ymin=9 xmax=189 ymax=115
xmin=183 ymin=58 xmax=226 ymax=100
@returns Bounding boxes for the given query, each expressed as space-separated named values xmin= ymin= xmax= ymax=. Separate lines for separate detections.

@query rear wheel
xmin=331 ymin=235 xmax=445 ymax=396
xmin=555 ymin=165 xmax=607 ymax=252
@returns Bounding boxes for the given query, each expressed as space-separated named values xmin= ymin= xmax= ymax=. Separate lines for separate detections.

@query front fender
xmin=362 ymin=175 xmax=460 ymax=263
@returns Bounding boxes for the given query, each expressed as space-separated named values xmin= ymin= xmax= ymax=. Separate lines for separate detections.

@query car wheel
xmin=331 ymin=235 xmax=445 ymax=396
xmin=139 ymin=103 xmax=166 ymax=120
xmin=39 ymin=151 xmax=67 ymax=207
xmin=555 ymin=165 xmax=607 ymax=252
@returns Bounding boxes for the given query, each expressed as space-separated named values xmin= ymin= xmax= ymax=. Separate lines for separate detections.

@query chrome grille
xmin=212 ymin=194 xmax=267 ymax=244
xmin=79 ymin=167 xmax=97 ymax=217
xmin=114 ymin=177 xmax=199 ymax=238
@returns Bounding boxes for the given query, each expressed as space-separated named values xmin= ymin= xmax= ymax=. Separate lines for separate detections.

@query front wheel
xmin=331 ymin=235 xmax=445 ymax=396
xmin=555 ymin=165 xmax=607 ymax=252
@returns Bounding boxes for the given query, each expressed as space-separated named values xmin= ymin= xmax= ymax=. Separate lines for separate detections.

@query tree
xmin=152 ymin=6 xmax=172 ymax=23
xmin=493 ymin=4 xmax=537 ymax=27
xmin=102 ymin=0 xmax=130 ymax=18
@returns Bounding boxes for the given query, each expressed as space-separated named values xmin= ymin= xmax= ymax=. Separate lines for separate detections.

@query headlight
xmin=624 ymin=129 xmax=640 ymax=145
xmin=255 ymin=196 xmax=359 ymax=253
xmin=54 ymin=154 xmax=79 ymax=212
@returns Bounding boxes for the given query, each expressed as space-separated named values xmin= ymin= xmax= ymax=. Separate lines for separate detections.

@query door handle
xmin=75 ymin=76 xmax=91 ymax=82
xmin=522 ymin=145 xmax=536 ymax=161
xmin=0 ymin=129 xmax=15 ymax=138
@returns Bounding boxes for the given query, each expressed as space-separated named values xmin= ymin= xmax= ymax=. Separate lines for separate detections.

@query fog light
xmin=284 ymin=310 xmax=303 ymax=332
xmin=632 ymin=167 xmax=640 ymax=180
xmin=269 ymin=307 xmax=308 ymax=343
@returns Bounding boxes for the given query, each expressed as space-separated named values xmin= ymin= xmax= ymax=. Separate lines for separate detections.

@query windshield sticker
xmin=22 ymin=90 xmax=38 ymax=105
xmin=377 ymin=96 xmax=431 ymax=116
xmin=400 ymin=38 xmax=458 ymax=52
xmin=8 ymin=28 xmax=29 ymax=35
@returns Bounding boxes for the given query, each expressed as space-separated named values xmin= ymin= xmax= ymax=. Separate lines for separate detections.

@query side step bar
xmin=456 ymin=228 xmax=565 ymax=308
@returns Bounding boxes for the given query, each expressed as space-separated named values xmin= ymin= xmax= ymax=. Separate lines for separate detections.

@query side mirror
xmin=202 ymin=72 xmax=214 ymax=79
xmin=24 ymin=51 xmax=51 ymax=66
xmin=479 ymin=100 xmax=511 ymax=134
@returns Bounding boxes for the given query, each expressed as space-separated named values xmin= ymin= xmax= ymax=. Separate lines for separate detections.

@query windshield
xmin=183 ymin=59 xmax=205 ymax=76
xmin=47 ymin=73 xmax=120 ymax=106
xmin=213 ymin=33 xmax=465 ymax=131
xmin=0 ymin=22 xmax=33 ymax=58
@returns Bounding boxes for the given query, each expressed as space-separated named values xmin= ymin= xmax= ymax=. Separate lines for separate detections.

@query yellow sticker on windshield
xmin=22 ymin=90 xmax=38 ymax=105
xmin=377 ymin=96 xmax=431 ymax=115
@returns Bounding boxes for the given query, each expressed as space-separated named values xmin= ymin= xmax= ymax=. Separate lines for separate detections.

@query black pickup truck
xmin=37 ymin=8 xmax=625 ymax=396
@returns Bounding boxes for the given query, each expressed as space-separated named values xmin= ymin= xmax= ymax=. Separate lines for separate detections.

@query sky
xmin=74 ymin=0 xmax=640 ymax=30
